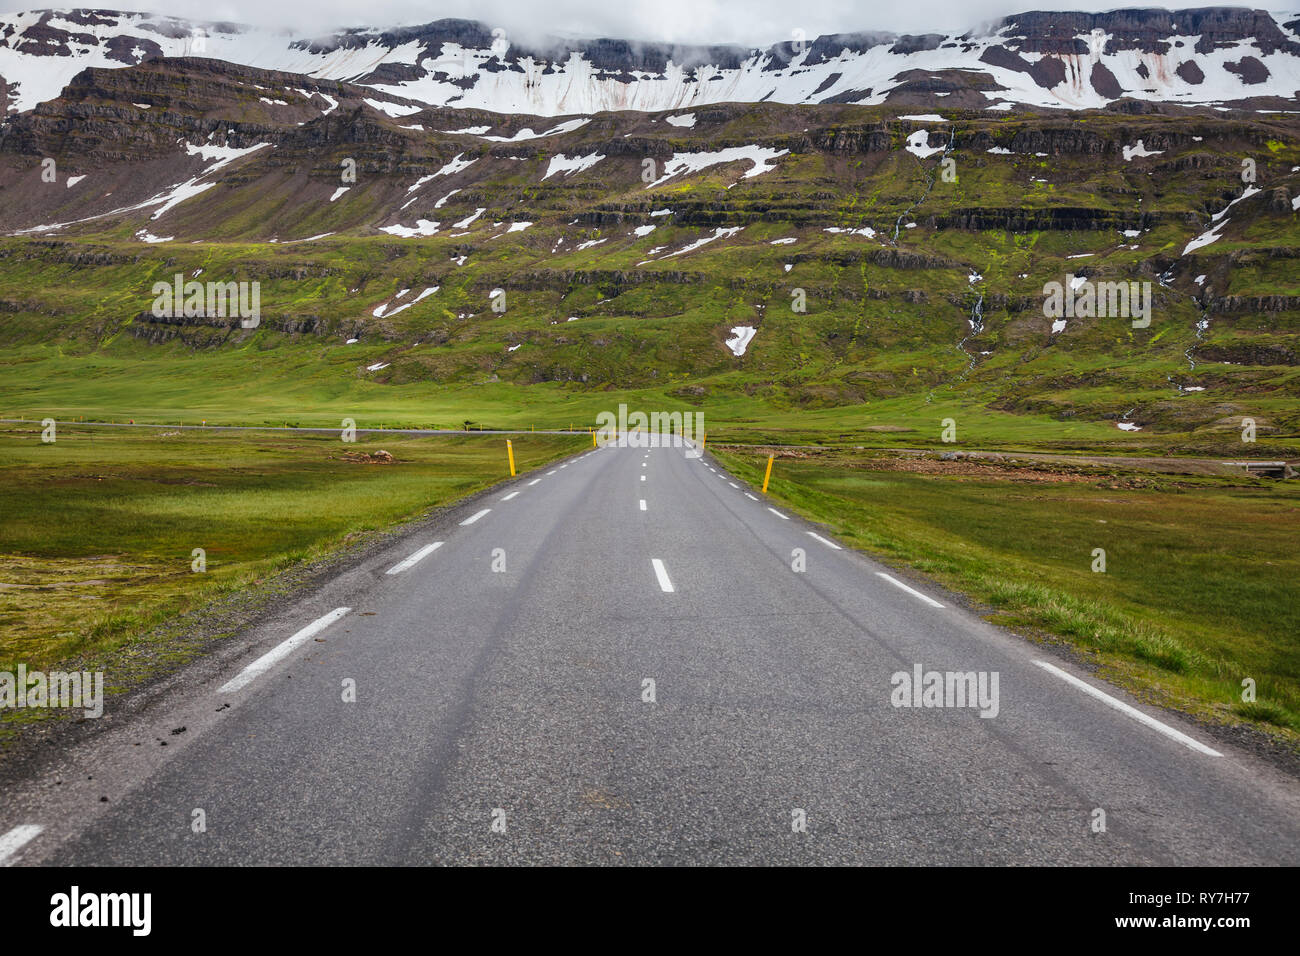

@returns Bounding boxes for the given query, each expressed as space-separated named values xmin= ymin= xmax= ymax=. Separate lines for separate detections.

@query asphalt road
xmin=3 ymin=438 xmax=1298 ymax=865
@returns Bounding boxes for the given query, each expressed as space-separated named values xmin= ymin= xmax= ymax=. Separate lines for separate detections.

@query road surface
xmin=2 ymin=438 xmax=1298 ymax=865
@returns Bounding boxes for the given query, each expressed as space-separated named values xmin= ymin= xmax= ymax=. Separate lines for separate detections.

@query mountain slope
xmin=0 ymin=51 xmax=1296 ymax=449
xmin=2 ymin=7 xmax=1300 ymax=117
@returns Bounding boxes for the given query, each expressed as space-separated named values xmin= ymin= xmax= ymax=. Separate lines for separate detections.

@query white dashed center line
xmin=386 ymin=541 xmax=443 ymax=575
xmin=639 ymin=499 xmax=647 ymax=511
xmin=875 ymin=572 xmax=944 ymax=608
xmin=460 ymin=509 xmax=491 ymax=526
xmin=218 ymin=607 xmax=351 ymax=693
xmin=651 ymin=558 xmax=675 ymax=593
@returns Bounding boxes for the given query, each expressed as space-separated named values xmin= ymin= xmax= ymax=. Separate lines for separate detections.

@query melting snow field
xmin=542 ymin=152 xmax=606 ymax=179
xmin=473 ymin=119 xmax=591 ymax=142
xmin=380 ymin=219 xmax=439 ymax=237
xmin=1122 ymin=140 xmax=1164 ymax=161
xmin=825 ymin=226 xmax=876 ymax=238
xmin=372 ymin=286 xmax=439 ymax=318
xmin=1182 ymin=185 xmax=1260 ymax=255
xmin=662 ymin=226 xmax=743 ymax=258
xmin=1117 ymin=422 xmax=1142 ymax=431
xmin=725 ymin=326 xmax=757 ymax=357
xmin=647 ymin=146 xmax=788 ymax=188
xmin=433 ymin=153 xmax=477 ymax=178
xmin=664 ymin=113 xmax=697 ymax=127
xmin=905 ymin=130 xmax=943 ymax=159
xmin=363 ymin=98 xmax=421 ymax=117
xmin=453 ymin=208 xmax=486 ymax=229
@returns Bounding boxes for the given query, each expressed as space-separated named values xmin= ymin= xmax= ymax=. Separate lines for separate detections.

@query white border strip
xmin=386 ymin=541 xmax=443 ymax=575
xmin=807 ymin=531 xmax=842 ymax=550
xmin=875 ymin=572 xmax=944 ymax=608
xmin=0 ymin=825 xmax=43 ymax=866
xmin=1034 ymin=660 xmax=1222 ymax=757
xmin=218 ymin=607 xmax=351 ymax=693
xmin=460 ymin=508 xmax=491 ymax=526
xmin=651 ymin=558 xmax=675 ymax=593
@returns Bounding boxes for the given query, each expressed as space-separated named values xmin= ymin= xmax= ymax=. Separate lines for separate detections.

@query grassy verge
xmin=0 ymin=422 xmax=585 ymax=674
xmin=711 ymin=445 xmax=1300 ymax=741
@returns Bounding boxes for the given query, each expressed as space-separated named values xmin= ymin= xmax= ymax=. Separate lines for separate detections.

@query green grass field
xmin=0 ymin=422 xmax=585 ymax=676
xmin=711 ymin=445 xmax=1300 ymax=740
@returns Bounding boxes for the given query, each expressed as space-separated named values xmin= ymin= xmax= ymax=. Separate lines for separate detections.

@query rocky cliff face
xmin=1 ymin=7 xmax=1297 ymax=117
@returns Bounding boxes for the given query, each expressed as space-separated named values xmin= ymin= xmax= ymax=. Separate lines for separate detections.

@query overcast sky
xmin=1 ymin=1 xmax=1295 ymax=46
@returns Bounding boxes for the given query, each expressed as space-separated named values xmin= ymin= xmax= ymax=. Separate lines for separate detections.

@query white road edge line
xmin=744 ymin=493 xmax=758 ymax=500
xmin=807 ymin=531 xmax=842 ymax=550
xmin=651 ymin=558 xmax=674 ymax=592
xmin=1034 ymin=660 xmax=1223 ymax=757
xmin=460 ymin=509 xmax=491 ymax=525
xmin=639 ymin=499 xmax=647 ymax=511
xmin=767 ymin=507 xmax=789 ymax=520
xmin=386 ymin=541 xmax=443 ymax=575
xmin=728 ymin=482 xmax=738 ymax=488
xmin=501 ymin=491 xmax=520 ymax=501
xmin=547 ymin=470 xmax=557 ymax=475
xmin=528 ymin=478 xmax=541 ymax=486
xmin=218 ymin=607 xmax=351 ymax=693
xmin=0 ymin=824 xmax=43 ymax=866
xmin=875 ymin=572 xmax=944 ymax=608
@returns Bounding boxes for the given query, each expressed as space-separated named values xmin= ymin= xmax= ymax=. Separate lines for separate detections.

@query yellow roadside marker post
xmin=590 ymin=427 xmax=595 ymax=447
xmin=507 ymin=439 xmax=516 ymax=476
xmin=762 ymin=454 xmax=775 ymax=494
xmin=701 ymin=432 xmax=707 ymax=451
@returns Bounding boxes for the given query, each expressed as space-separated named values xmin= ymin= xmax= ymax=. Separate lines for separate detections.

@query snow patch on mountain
xmin=725 ymin=326 xmax=757 ymax=356
xmin=1122 ymin=140 xmax=1164 ymax=161
xmin=661 ymin=226 xmax=744 ymax=258
xmin=380 ymin=219 xmax=440 ymax=237
xmin=542 ymin=152 xmax=606 ymax=180
xmin=905 ymin=130 xmax=943 ymax=159
xmin=647 ymin=147 xmax=787 ymax=188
